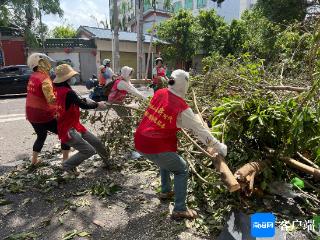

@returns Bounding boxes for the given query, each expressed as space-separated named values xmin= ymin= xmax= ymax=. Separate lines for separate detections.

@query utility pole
xmin=136 ymin=0 xmax=143 ymax=79
xmin=38 ymin=0 xmax=45 ymax=53
xmin=113 ymin=0 xmax=120 ymax=73
xmin=145 ymin=0 xmax=156 ymax=80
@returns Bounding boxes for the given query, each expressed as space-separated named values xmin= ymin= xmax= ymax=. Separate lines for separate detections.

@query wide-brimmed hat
xmin=53 ymin=64 xmax=78 ymax=83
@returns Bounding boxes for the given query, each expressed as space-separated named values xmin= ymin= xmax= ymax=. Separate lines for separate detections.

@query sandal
xmin=171 ymin=208 xmax=198 ymax=220
xmin=159 ymin=191 xmax=175 ymax=200
xmin=31 ymin=159 xmax=43 ymax=166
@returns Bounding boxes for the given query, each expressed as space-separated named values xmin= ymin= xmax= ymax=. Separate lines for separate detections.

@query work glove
xmin=207 ymin=142 xmax=227 ymax=157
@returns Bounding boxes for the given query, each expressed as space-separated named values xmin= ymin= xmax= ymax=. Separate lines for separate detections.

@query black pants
xmin=30 ymin=119 xmax=70 ymax=152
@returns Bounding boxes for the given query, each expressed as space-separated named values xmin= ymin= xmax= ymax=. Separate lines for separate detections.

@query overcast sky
xmin=42 ymin=0 xmax=110 ymax=30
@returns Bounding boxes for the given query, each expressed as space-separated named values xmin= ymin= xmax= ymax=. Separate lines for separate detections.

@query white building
xmin=171 ymin=0 xmax=257 ymax=22
xmin=110 ymin=0 xmax=172 ymax=33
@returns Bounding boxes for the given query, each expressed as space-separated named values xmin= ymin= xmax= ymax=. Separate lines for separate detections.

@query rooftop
xmin=78 ymin=26 xmax=164 ymax=43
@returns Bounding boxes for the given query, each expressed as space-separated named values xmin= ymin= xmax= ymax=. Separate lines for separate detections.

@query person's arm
xmin=66 ymin=90 xmax=98 ymax=110
xmin=117 ymin=80 xmax=147 ymax=100
xmin=152 ymin=68 xmax=157 ymax=79
xmin=42 ymin=78 xmax=56 ymax=104
xmin=177 ymin=108 xmax=227 ymax=157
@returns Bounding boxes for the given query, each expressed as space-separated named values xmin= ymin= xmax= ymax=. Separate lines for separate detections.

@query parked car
xmin=0 ymin=65 xmax=32 ymax=95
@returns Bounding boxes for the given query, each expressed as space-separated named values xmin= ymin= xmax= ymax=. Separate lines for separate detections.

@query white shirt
xmin=168 ymin=88 xmax=218 ymax=147
xmin=117 ymin=80 xmax=147 ymax=100
xmin=105 ymin=67 xmax=114 ymax=85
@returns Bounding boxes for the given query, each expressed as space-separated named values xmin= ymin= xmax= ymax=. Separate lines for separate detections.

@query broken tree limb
xmin=234 ymin=160 xmax=271 ymax=196
xmin=297 ymin=152 xmax=319 ymax=169
xmin=259 ymin=85 xmax=308 ymax=93
xmin=234 ymin=160 xmax=270 ymax=181
xmin=281 ymin=157 xmax=320 ymax=180
xmin=188 ymin=90 xmax=240 ymax=192
xmin=182 ymin=129 xmax=240 ymax=192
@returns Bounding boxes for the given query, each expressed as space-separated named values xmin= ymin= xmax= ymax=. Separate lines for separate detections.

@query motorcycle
xmin=85 ymin=74 xmax=108 ymax=102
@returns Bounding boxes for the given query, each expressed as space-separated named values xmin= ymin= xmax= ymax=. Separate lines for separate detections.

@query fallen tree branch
xmin=182 ymin=129 xmax=240 ymax=192
xmin=259 ymin=85 xmax=308 ymax=93
xmin=297 ymin=152 xmax=319 ymax=169
xmin=234 ymin=160 xmax=271 ymax=196
xmin=187 ymin=91 xmax=240 ymax=192
xmin=264 ymin=147 xmax=320 ymax=180
xmin=281 ymin=157 xmax=320 ymax=180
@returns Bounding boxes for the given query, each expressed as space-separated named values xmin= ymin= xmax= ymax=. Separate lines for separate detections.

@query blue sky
xmin=42 ymin=0 xmax=110 ymax=30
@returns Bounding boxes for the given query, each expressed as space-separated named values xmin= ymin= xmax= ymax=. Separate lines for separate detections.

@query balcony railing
xmin=44 ymin=38 xmax=96 ymax=48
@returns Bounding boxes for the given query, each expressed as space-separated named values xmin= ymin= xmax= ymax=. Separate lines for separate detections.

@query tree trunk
xmin=136 ymin=0 xmax=143 ymax=79
xmin=113 ymin=0 xmax=120 ymax=73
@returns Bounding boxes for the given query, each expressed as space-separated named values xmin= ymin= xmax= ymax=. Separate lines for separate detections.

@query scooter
xmin=85 ymin=74 xmax=107 ymax=102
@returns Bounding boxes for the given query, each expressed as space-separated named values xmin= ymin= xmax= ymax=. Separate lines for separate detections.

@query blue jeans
xmin=141 ymin=152 xmax=188 ymax=212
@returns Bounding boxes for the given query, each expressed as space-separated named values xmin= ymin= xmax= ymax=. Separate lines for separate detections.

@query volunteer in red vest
xmin=53 ymin=64 xmax=110 ymax=175
xmin=98 ymin=59 xmax=114 ymax=86
xmin=108 ymin=66 xmax=146 ymax=103
xmin=134 ymin=69 xmax=227 ymax=219
xmin=26 ymin=53 xmax=70 ymax=165
xmin=108 ymin=66 xmax=147 ymax=117
xmin=151 ymin=57 xmax=168 ymax=92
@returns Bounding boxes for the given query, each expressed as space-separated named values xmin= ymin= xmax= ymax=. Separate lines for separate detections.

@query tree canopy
xmin=0 ymin=0 xmax=63 ymax=46
xmin=51 ymin=25 xmax=77 ymax=38
xmin=156 ymin=10 xmax=199 ymax=68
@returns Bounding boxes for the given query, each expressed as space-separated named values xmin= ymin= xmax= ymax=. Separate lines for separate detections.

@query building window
xmin=144 ymin=0 xmax=152 ymax=11
xmin=173 ymin=1 xmax=182 ymax=12
xmin=196 ymin=0 xmax=206 ymax=9
xmin=185 ymin=0 xmax=193 ymax=9
xmin=217 ymin=2 xmax=221 ymax=8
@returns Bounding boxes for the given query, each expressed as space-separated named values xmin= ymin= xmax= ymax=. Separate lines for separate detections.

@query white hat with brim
xmin=53 ymin=64 xmax=79 ymax=83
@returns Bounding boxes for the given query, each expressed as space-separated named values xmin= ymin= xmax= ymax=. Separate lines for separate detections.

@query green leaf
xmin=78 ymin=231 xmax=90 ymax=237
xmin=63 ymin=230 xmax=78 ymax=240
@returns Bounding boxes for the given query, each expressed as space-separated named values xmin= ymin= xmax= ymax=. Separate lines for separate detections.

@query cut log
xmin=234 ymin=160 xmax=270 ymax=195
xmin=234 ymin=160 xmax=270 ymax=181
xmin=281 ymin=157 xmax=320 ymax=179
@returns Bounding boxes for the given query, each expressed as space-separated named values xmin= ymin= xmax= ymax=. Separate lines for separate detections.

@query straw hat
xmin=53 ymin=64 xmax=78 ymax=83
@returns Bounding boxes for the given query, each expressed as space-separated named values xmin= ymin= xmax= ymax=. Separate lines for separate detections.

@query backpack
xmin=103 ymin=76 xmax=119 ymax=100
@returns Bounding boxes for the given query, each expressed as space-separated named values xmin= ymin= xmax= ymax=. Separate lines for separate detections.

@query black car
xmin=0 ymin=65 xmax=32 ymax=95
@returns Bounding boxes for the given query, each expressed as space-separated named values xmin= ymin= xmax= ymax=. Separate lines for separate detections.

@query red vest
xmin=55 ymin=86 xmax=87 ymax=143
xmin=134 ymin=88 xmax=189 ymax=154
xmin=108 ymin=78 xmax=128 ymax=103
xmin=26 ymin=71 xmax=56 ymax=123
xmin=152 ymin=67 xmax=166 ymax=84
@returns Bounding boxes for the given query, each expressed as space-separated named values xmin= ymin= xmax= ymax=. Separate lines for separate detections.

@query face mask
xmin=68 ymin=77 xmax=77 ymax=86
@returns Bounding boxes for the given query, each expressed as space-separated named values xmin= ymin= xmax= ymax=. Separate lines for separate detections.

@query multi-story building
xmin=171 ymin=0 xmax=257 ymax=22
xmin=109 ymin=0 xmax=172 ymax=33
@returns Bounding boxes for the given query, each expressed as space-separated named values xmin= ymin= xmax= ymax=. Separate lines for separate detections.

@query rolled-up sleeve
xmin=176 ymin=108 xmax=218 ymax=147
xmin=42 ymin=78 xmax=56 ymax=104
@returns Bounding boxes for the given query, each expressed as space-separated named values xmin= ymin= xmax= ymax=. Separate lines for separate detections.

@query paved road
xmin=0 ymin=85 xmax=152 ymax=170
xmin=0 ymin=86 xmax=90 ymax=168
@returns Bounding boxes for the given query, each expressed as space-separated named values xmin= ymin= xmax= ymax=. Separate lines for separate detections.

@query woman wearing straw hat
xmin=54 ymin=64 xmax=110 ymax=175
xmin=26 ymin=53 xmax=70 ymax=165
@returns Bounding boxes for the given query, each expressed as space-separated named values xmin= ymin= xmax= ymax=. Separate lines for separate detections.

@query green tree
xmin=256 ymin=0 xmax=308 ymax=24
xmin=197 ymin=10 xmax=228 ymax=56
xmin=223 ymin=10 xmax=280 ymax=60
xmin=1 ymin=0 xmax=63 ymax=46
xmin=156 ymin=10 xmax=199 ymax=68
xmin=51 ymin=25 xmax=76 ymax=38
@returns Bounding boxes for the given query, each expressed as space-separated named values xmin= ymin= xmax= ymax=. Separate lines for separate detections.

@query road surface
xmin=0 ymin=86 xmax=91 ymax=171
